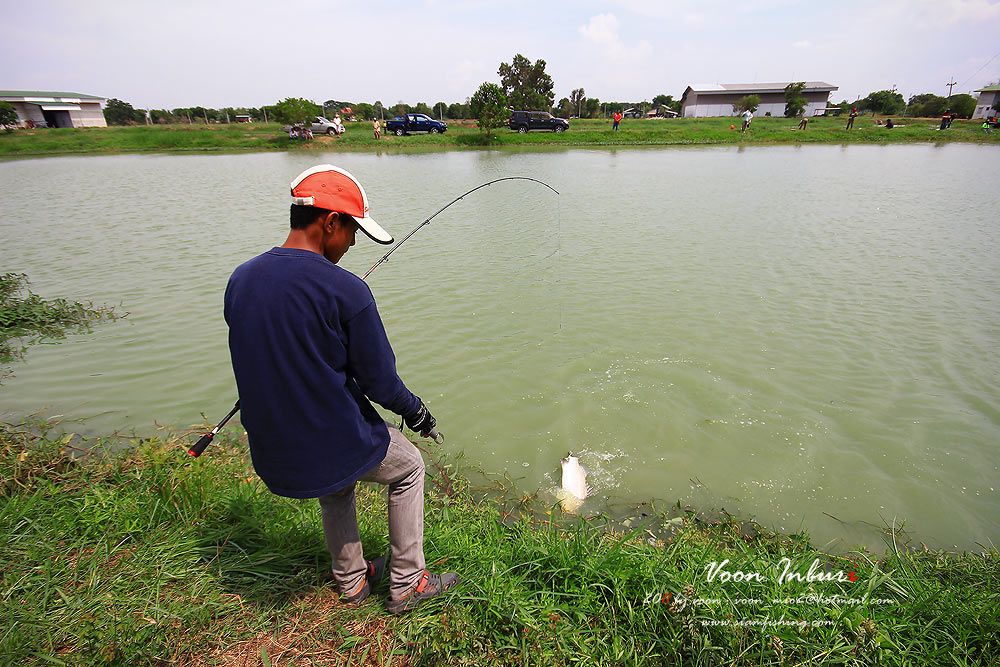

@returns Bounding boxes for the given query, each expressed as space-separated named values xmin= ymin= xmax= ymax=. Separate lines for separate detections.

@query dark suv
xmin=508 ymin=110 xmax=569 ymax=133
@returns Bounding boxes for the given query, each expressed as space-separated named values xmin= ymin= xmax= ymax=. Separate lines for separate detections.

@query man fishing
xmin=223 ymin=164 xmax=459 ymax=614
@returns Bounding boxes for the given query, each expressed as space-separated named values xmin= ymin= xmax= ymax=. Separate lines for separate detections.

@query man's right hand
xmin=404 ymin=399 xmax=436 ymax=437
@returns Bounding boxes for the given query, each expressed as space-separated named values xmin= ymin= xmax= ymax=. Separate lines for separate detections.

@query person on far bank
xmin=373 ymin=118 xmax=381 ymax=140
xmin=612 ymin=111 xmax=623 ymax=131
xmin=224 ymin=164 xmax=460 ymax=615
xmin=846 ymin=107 xmax=858 ymax=130
xmin=741 ymin=108 xmax=753 ymax=133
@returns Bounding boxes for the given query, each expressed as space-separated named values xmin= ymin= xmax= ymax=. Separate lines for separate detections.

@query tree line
xmin=101 ymin=53 xmax=682 ymax=129
xmin=100 ymin=57 xmax=990 ymax=129
xmin=833 ymin=90 xmax=978 ymax=118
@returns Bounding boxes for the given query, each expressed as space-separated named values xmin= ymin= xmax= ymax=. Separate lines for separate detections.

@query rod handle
xmin=188 ymin=433 xmax=214 ymax=458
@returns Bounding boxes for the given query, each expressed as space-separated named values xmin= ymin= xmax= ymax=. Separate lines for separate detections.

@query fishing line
xmin=189 ymin=176 xmax=560 ymax=457
xmin=362 ymin=177 xmax=559 ymax=280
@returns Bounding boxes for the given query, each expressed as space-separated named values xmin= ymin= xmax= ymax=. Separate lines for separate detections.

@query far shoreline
xmin=2 ymin=116 xmax=996 ymax=159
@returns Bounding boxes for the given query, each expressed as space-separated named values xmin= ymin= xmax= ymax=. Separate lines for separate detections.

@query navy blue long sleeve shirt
xmin=224 ymin=247 xmax=421 ymax=498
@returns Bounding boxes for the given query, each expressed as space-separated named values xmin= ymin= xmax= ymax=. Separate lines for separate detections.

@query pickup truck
xmin=385 ymin=114 xmax=447 ymax=136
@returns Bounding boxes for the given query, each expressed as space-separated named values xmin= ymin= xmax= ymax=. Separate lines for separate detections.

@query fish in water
xmin=560 ymin=454 xmax=589 ymax=511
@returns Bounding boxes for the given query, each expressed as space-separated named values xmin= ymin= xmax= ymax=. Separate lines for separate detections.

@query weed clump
xmin=0 ymin=273 xmax=123 ymax=380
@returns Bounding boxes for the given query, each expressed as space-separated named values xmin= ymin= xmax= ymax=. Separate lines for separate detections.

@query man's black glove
xmin=404 ymin=398 xmax=436 ymax=437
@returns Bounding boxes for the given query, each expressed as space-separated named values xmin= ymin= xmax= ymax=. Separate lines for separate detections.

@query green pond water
xmin=2 ymin=145 xmax=998 ymax=552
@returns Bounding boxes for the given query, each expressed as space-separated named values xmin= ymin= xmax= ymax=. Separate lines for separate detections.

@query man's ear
xmin=322 ymin=211 xmax=339 ymax=231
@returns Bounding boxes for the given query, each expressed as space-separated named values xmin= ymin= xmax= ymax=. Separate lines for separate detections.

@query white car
xmin=284 ymin=116 xmax=343 ymax=136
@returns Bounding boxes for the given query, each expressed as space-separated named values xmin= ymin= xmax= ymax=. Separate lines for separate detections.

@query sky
xmin=2 ymin=0 xmax=999 ymax=110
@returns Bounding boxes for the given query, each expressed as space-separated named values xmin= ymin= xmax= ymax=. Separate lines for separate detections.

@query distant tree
xmin=432 ymin=102 xmax=448 ymax=119
xmin=103 ymin=98 xmax=140 ymax=125
xmin=149 ymin=109 xmax=176 ymax=124
xmin=393 ymin=102 xmax=409 ymax=117
xmin=498 ymin=53 xmax=554 ymax=111
xmin=322 ymin=100 xmax=351 ymax=117
xmin=783 ymin=82 xmax=807 ymax=118
xmin=0 ymin=101 xmax=19 ymax=127
xmin=555 ymin=97 xmax=573 ymax=119
xmin=446 ymin=102 xmax=464 ymax=119
xmin=349 ymin=103 xmax=373 ymax=120
xmin=585 ymin=98 xmax=600 ymax=118
xmin=413 ymin=102 xmax=432 ymax=116
xmin=947 ymin=93 xmax=976 ymax=118
xmin=272 ymin=97 xmax=321 ymax=125
xmin=857 ymin=90 xmax=905 ymax=115
xmin=469 ymin=82 xmax=508 ymax=137
xmin=733 ymin=94 xmax=761 ymax=113
xmin=652 ymin=94 xmax=681 ymax=113
xmin=832 ymin=100 xmax=852 ymax=114
xmin=906 ymin=93 xmax=948 ymax=118
xmin=570 ymin=88 xmax=586 ymax=117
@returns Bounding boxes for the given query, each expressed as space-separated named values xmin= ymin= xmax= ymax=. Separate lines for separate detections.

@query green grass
xmin=2 ymin=116 xmax=996 ymax=158
xmin=2 ymin=418 xmax=997 ymax=666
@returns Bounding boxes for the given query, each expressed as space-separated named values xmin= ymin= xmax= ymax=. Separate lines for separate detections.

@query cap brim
xmin=356 ymin=215 xmax=393 ymax=244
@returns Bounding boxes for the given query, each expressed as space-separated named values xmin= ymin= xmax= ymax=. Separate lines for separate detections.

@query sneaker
xmin=385 ymin=570 xmax=460 ymax=615
xmin=340 ymin=554 xmax=389 ymax=604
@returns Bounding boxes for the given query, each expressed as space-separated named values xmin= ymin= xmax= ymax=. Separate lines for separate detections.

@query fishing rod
xmin=362 ymin=176 xmax=559 ymax=280
xmin=189 ymin=176 xmax=560 ymax=457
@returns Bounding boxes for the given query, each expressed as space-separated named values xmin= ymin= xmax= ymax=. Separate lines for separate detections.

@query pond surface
xmin=2 ymin=144 xmax=998 ymax=552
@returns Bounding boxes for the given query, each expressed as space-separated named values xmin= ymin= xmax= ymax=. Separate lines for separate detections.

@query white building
xmin=1 ymin=90 xmax=107 ymax=128
xmin=972 ymin=85 xmax=1000 ymax=119
xmin=680 ymin=82 xmax=839 ymax=118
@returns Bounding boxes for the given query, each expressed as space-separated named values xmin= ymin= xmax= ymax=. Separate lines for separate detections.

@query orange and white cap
xmin=290 ymin=165 xmax=393 ymax=244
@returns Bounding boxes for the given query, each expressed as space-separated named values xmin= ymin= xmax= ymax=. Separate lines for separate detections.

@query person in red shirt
xmin=612 ymin=111 xmax=623 ymax=131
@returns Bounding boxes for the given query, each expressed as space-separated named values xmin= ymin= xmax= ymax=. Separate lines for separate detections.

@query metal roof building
xmin=680 ymin=82 xmax=839 ymax=118
xmin=1 ymin=90 xmax=107 ymax=128
xmin=973 ymin=85 xmax=1000 ymax=119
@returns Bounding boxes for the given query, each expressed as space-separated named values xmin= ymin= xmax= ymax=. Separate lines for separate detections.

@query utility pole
xmin=947 ymin=78 xmax=958 ymax=97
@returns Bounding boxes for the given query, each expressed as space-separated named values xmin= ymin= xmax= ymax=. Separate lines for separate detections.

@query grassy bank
xmin=2 ymin=418 xmax=997 ymax=666
xmin=2 ymin=116 xmax=997 ymax=158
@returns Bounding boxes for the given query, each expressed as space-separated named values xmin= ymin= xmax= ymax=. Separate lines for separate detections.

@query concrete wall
xmin=7 ymin=100 xmax=106 ymax=127
xmin=973 ymin=91 xmax=999 ymax=119
xmin=682 ymin=91 xmax=833 ymax=118
xmin=70 ymin=104 xmax=108 ymax=127
xmin=11 ymin=101 xmax=46 ymax=126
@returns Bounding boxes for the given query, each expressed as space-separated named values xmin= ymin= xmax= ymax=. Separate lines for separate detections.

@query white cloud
xmin=580 ymin=14 xmax=623 ymax=49
xmin=793 ymin=40 xmax=812 ymax=48
xmin=579 ymin=13 xmax=653 ymax=62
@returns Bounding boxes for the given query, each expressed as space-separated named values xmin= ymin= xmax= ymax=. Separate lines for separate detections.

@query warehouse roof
xmin=0 ymin=90 xmax=105 ymax=101
xmin=685 ymin=82 xmax=838 ymax=95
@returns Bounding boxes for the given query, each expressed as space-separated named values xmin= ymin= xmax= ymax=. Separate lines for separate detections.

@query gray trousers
xmin=318 ymin=425 xmax=426 ymax=599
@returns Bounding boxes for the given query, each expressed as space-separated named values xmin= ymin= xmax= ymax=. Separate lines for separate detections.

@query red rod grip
xmin=188 ymin=433 xmax=213 ymax=457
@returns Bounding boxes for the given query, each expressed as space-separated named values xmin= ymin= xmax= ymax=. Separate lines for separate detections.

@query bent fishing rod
xmin=189 ymin=176 xmax=560 ymax=457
